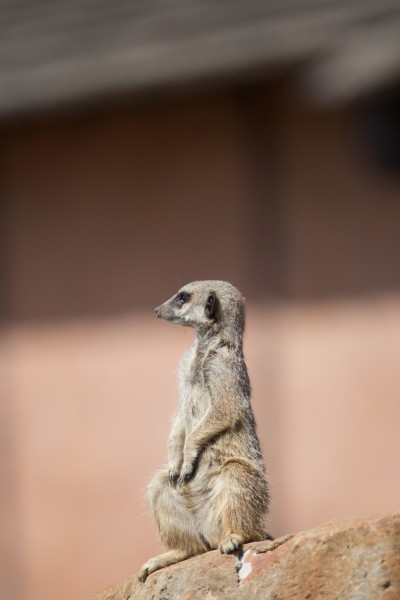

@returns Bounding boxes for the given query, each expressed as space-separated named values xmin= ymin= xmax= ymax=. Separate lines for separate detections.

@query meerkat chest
xmin=179 ymin=349 xmax=211 ymax=426
xmin=183 ymin=385 xmax=210 ymax=431
xmin=179 ymin=344 xmax=207 ymax=386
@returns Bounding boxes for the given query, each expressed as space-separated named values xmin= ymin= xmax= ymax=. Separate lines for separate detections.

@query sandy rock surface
xmin=95 ymin=513 xmax=400 ymax=599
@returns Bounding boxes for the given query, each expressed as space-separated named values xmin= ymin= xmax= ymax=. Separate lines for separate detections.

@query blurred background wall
xmin=0 ymin=2 xmax=400 ymax=600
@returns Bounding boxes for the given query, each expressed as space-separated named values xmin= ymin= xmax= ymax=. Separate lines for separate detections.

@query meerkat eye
xmin=175 ymin=292 xmax=190 ymax=307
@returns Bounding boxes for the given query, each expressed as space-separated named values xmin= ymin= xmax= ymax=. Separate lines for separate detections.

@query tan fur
xmin=138 ymin=281 xmax=270 ymax=582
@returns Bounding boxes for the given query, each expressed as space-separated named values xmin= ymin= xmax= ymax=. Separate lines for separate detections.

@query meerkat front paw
xmin=177 ymin=447 xmax=198 ymax=484
xmin=177 ymin=461 xmax=195 ymax=485
xmin=168 ymin=470 xmax=180 ymax=487
xmin=168 ymin=457 xmax=183 ymax=487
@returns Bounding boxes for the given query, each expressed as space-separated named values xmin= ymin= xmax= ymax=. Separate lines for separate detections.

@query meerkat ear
xmin=205 ymin=292 xmax=219 ymax=321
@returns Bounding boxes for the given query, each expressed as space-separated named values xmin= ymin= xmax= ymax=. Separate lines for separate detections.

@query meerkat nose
xmin=154 ymin=306 xmax=160 ymax=316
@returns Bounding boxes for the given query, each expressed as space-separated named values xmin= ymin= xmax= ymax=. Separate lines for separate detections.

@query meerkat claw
xmin=168 ymin=472 xmax=179 ymax=486
xmin=138 ymin=567 xmax=149 ymax=583
xmin=219 ymin=535 xmax=242 ymax=554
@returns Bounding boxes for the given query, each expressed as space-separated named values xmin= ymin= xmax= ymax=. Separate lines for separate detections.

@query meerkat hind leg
xmin=219 ymin=533 xmax=244 ymax=554
xmin=138 ymin=548 xmax=195 ymax=582
xmin=216 ymin=461 xmax=266 ymax=554
xmin=149 ymin=470 xmax=207 ymax=553
xmin=139 ymin=470 xmax=208 ymax=582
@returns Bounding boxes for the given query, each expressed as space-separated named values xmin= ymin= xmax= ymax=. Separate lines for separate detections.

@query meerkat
xmin=138 ymin=280 xmax=270 ymax=582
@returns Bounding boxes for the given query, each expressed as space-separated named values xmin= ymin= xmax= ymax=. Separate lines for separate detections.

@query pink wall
xmin=1 ymin=83 xmax=400 ymax=600
xmin=3 ymin=298 xmax=400 ymax=600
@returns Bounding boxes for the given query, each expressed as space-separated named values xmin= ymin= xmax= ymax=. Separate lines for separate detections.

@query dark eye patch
xmin=175 ymin=292 xmax=190 ymax=307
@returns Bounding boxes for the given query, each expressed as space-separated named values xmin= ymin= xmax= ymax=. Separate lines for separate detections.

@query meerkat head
xmin=154 ymin=280 xmax=245 ymax=342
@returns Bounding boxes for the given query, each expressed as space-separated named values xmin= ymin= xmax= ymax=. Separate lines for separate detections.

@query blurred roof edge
xmin=0 ymin=0 xmax=400 ymax=117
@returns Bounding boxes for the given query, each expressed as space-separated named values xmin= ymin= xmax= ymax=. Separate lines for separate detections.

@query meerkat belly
xmin=196 ymin=427 xmax=261 ymax=477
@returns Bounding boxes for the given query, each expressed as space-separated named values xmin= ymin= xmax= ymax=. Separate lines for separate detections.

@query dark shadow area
xmin=360 ymin=83 xmax=400 ymax=174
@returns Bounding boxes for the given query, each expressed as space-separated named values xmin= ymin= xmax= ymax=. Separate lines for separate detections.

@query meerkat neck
xmin=196 ymin=327 xmax=242 ymax=353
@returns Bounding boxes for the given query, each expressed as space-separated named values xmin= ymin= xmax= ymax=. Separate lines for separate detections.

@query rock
xmin=94 ymin=514 xmax=400 ymax=599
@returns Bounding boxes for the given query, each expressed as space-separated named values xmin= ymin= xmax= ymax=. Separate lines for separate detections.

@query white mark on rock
xmin=237 ymin=549 xmax=253 ymax=581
